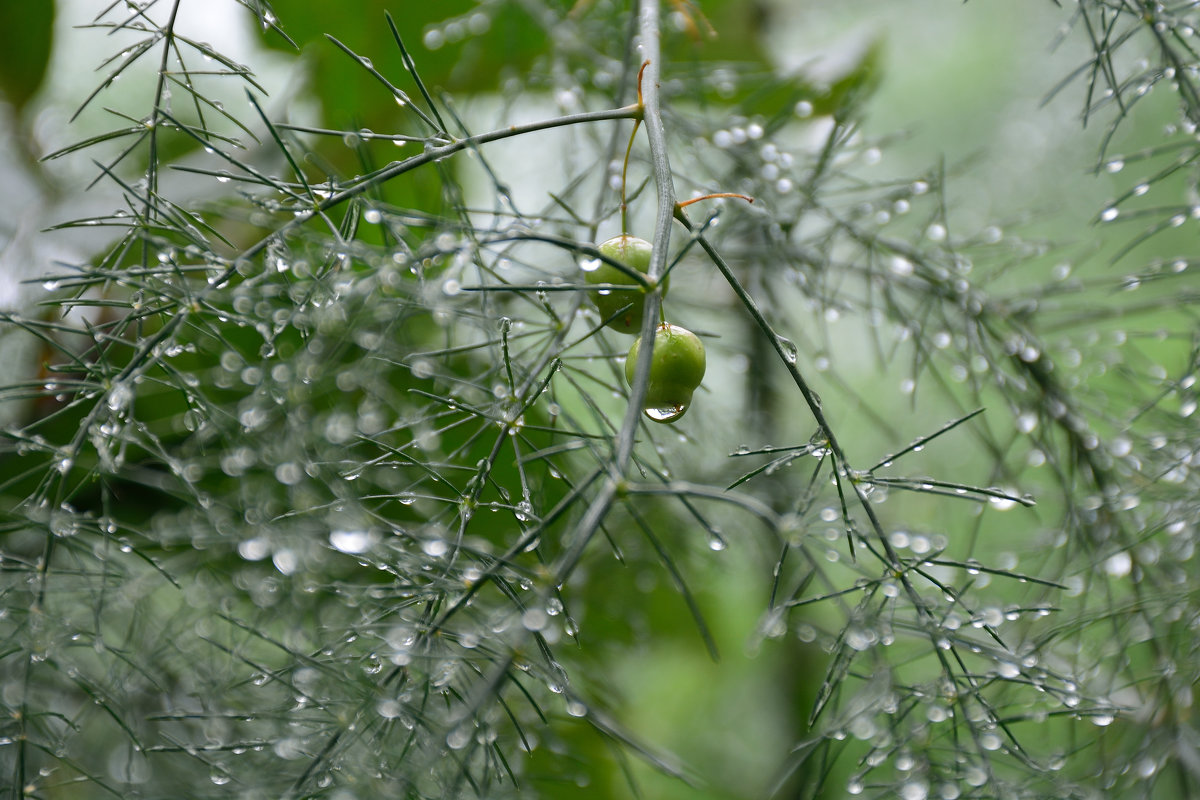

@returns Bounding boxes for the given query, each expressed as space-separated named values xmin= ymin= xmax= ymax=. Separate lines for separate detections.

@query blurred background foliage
xmin=1 ymin=1 xmax=1198 ymax=799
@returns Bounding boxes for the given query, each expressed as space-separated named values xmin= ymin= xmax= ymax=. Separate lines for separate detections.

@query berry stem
xmin=677 ymin=192 xmax=755 ymax=209
xmin=620 ymin=118 xmax=640 ymax=235
xmin=667 ymin=0 xmax=716 ymax=40
xmin=636 ymin=60 xmax=648 ymax=110
xmin=621 ymin=61 xmax=650 ymax=235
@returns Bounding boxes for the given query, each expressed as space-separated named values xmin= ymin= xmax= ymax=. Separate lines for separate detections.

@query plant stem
xmin=223 ymin=103 xmax=643 ymax=282
xmin=620 ymin=118 xmax=640 ymax=235
xmin=552 ymin=0 xmax=674 ymax=585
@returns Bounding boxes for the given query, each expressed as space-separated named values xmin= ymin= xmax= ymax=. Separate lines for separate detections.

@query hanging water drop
xmin=446 ymin=724 xmax=471 ymax=750
xmin=644 ymin=405 xmax=687 ymax=423
xmin=777 ymin=337 xmax=798 ymax=364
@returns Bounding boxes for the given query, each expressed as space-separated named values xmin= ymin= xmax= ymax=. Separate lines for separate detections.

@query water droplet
xmin=272 ymin=550 xmax=298 ymax=575
xmin=890 ymin=256 xmax=914 ymax=276
xmin=777 ymin=337 xmax=798 ymax=364
xmin=521 ymin=608 xmax=548 ymax=631
xmin=979 ymin=606 xmax=1004 ymax=627
xmin=446 ymin=724 xmax=471 ymax=749
xmin=1104 ymin=551 xmax=1132 ymax=577
xmin=238 ymin=538 xmax=270 ymax=561
xmin=330 ymin=529 xmax=371 ymax=555
xmin=988 ymin=492 xmax=1018 ymax=511
xmin=377 ymin=698 xmax=404 ymax=718
xmin=275 ymin=462 xmax=303 ymax=485
xmin=1100 ymin=207 xmax=1119 ymax=222
xmin=845 ymin=627 xmax=875 ymax=651
xmin=980 ymin=731 xmax=1002 ymax=751
xmin=423 ymin=28 xmax=445 ymax=50
xmin=106 ymin=382 xmax=133 ymax=412
xmin=644 ymin=405 xmax=688 ymax=423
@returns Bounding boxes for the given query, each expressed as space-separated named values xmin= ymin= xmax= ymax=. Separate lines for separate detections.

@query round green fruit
xmin=583 ymin=235 xmax=666 ymax=334
xmin=625 ymin=323 xmax=706 ymax=423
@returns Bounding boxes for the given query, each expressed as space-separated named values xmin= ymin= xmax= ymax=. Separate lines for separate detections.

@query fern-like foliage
xmin=1 ymin=2 xmax=1199 ymax=799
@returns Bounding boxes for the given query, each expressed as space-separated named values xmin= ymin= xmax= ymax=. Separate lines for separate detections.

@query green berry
xmin=625 ymin=323 xmax=706 ymax=423
xmin=583 ymin=235 xmax=667 ymax=334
